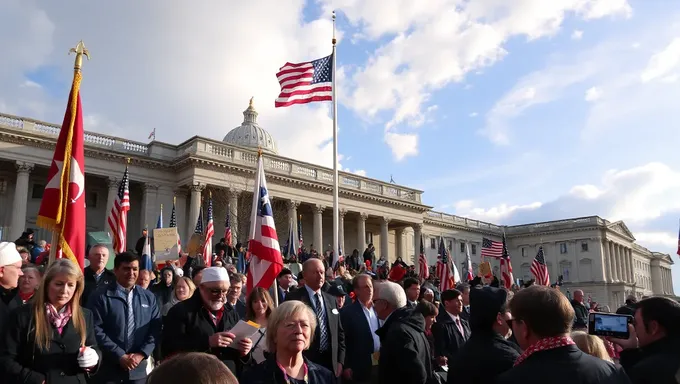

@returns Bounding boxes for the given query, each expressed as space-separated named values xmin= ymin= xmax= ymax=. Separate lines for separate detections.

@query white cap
xmin=201 ymin=267 xmax=230 ymax=284
xmin=175 ymin=268 xmax=184 ymax=277
xmin=0 ymin=242 xmax=22 ymax=267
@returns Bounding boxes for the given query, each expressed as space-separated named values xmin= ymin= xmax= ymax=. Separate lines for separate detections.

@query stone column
xmin=104 ymin=177 xmax=119 ymax=230
xmin=380 ymin=216 xmax=390 ymax=261
xmin=313 ymin=205 xmax=325 ymax=253
xmin=608 ymin=241 xmax=617 ymax=282
xmin=174 ymin=188 xmax=188 ymax=243
xmin=395 ymin=228 xmax=404 ymax=261
xmin=339 ymin=209 xmax=347 ymax=254
xmin=622 ymin=247 xmax=630 ymax=283
xmin=187 ymin=184 xmax=204 ymax=243
xmin=616 ymin=245 xmax=624 ymax=283
xmin=140 ymin=184 xmax=159 ymax=233
xmin=356 ymin=213 xmax=367 ymax=253
xmin=603 ymin=239 xmax=613 ymax=282
xmin=627 ymin=249 xmax=634 ymax=283
xmin=285 ymin=199 xmax=299 ymax=244
xmin=10 ymin=161 xmax=34 ymax=240
xmin=228 ymin=189 xmax=240 ymax=243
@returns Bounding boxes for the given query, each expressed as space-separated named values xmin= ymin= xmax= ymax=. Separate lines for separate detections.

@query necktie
xmin=456 ymin=318 xmax=464 ymax=338
xmin=314 ymin=293 xmax=330 ymax=351
xmin=126 ymin=290 xmax=135 ymax=350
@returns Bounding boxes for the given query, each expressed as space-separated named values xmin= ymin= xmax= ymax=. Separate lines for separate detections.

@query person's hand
xmin=77 ymin=346 xmax=99 ymax=368
xmin=335 ymin=363 xmax=343 ymax=377
xmin=437 ymin=356 xmax=448 ymax=366
xmin=209 ymin=332 xmax=235 ymax=348
xmin=129 ymin=353 xmax=144 ymax=368
xmin=119 ymin=354 xmax=135 ymax=371
xmin=609 ymin=324 xmax=638 ymax=350
xmin=238 ymin=337 xmax=252 ymax=355
xmin=342 ymin=368 xmax=353 ymax=380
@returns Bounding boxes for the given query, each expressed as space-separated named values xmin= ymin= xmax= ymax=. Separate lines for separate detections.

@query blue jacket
xmin=87 ymin=281 xmax=162 ymax=381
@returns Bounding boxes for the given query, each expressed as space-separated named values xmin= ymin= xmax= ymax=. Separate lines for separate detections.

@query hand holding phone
xmin=587 ymin=312 xmax=633 ymax=339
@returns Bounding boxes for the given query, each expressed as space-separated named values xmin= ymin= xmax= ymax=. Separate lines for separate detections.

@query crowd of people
xmin=0 ymin=235 xmax=679 ymax=384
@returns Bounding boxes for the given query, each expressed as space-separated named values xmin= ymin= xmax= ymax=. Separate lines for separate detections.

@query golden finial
xmin=160 ymin=203 xmax=163 ymax=210
xmin=69 ymin=40 xmax=90 ymax=72
xmin=209 ymin=190 xmax=212 ymax=198
xmin=125 ymin=157 xmax=131 ymax=165
xmin=173 ymin=196 xmax=176 ymax=204
xmin=249 ymin=96 xmax=254 ymax=108
xmin=257 ymin=146 xmax=263 ymax=157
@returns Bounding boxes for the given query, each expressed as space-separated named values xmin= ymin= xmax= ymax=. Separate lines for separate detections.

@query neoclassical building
xmin=0 ymin=102 xmax=675 ymax=310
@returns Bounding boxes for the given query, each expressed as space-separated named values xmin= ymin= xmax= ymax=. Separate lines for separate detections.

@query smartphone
xmin=587 ymin=312 xmax=632 ymax=338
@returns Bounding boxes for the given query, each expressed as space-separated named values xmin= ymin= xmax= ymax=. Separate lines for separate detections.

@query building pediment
xmin=607 ymin=221 xmax=636 ymax=241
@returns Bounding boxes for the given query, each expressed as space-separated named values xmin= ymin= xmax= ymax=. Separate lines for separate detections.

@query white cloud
xmin=384 ymin=132 xmax=418 ymax=161
xmin=634 ymin=232 xmax=678 ymax=249
xmin=469 ymin=112 xmax=478 ymax=117
xmin=572 ymin=30 xmax=584 ymax=40
xmin=20 ymin=80 xmax=41 ymax=88
xmin=584 ymin=86 xmax=602 ymax=101
xmin=353 ymin=169 xmax=367 ymax=177
xmin=454 ymin=201 xmax=543 ymax=223
xmin=641 ymin=38 xmax=680 ymax=83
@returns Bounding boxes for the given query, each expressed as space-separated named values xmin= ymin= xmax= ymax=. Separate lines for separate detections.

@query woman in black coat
xmin=0 ymin=259 xmax=101 ymax=384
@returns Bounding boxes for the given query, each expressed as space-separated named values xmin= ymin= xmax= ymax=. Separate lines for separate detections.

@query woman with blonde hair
xmin=245 ymin=287 xmax=275 ymax=364
xmin=161 ymin=276 xmax=197 ymax=316
xmin=571 ymin=331 xmax=614 ymax=363
xmin=0 ymin=258 xmax=100 ymax=383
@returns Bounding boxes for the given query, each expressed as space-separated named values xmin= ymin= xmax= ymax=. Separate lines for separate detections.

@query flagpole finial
xmin=69 ymin=40 xmax=90 ymax=72
xmin=173 ymin=195 xmax=176 ymax=204
xmin=125 ymin=157 xmax=131 ymax=165
xmin=257 ymin=147 xmax=263 ymax=157
xmin=332 ymin=11 xmax=337 ymax=45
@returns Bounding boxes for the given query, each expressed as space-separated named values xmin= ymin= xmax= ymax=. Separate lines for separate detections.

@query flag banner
xmin=36 ymin=68 xmax=86 ymax=269
xmin=464 ymin=243 xmax=474 ymax=281
xmin=169 ymin=197 xmax=181 ymax=252
xmin=437 ymin=238 xmax=459 ymax=291
xmin=532 ymin=246 xmax=550 ymax=286
xmin=481 ymin=237 xmax=503 ymax=258
xmin=225 ymin=203 xmax=233 ymax=247
xmin=275 ymin=54 xmax=333 ymax=107
xmin=297 ymin=214 xmax=303 ymax=254
xmin=500 ymin=234 xmax=514 ymax=289
xmin=141 ymin=232 xmax=153 ymax=271
xmin=286 ymin=220 xmax=297 ymax=258
xmin=202 ymin=195 xmax=214 ymax=266
xmin=107 ymin=165 xmax=130 ymax=254
xmin=418 ymin=235 xmax=429 ymax=281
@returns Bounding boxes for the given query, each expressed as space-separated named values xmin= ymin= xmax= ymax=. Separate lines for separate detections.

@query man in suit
xmin=226 ymin=273 xmax=246 ymax=319
xmin=432 ymin=288 xmax=471 ymax=368
xmin=286 ymin=258 xmax=345 ymax=378
xmin=340 ymin=274 xmax=380 ymax=383
xmin=403 ymin=277 xmax=420 ymax=308
xmin=456 ymin=283 xmax=471 ymax=321
xmin=271 ymin=268 xmax=295 ymax=303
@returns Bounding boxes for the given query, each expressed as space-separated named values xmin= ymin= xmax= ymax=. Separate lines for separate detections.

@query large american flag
xmin=169 ymin=197 xmax=181 ymax=252
xmin=202 ymin=196 xmax=214 ymax=266
xmin=500 ymin=234 xmax=514 ymax=289
xmin=531 ymin=246 xmax=550 ymax=286
xmin=225 ymin=203 xmax=232 ymax=247
xmin=247 ymin=155 xmax=284 ymax=292
xmin=297 ymin=214 xmax=303 ymax=254
xmin=275 ymin=54 xmax=333 ymax=108
xmin=481 ymin=237 xmax=503 ymax=258
xmin=418 ymin=235 xmax=429 ymax=281
xmin=107 ymin=165 xmax=130 ymax=253
xmin=436 ymin=238 xmax=459 ymax=291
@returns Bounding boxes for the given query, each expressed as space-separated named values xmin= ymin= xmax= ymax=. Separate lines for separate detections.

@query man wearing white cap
xmin=162 ymin=267 xmax=252 ymax=377
xmin=0 ymin=242 xmax=24 ymax=332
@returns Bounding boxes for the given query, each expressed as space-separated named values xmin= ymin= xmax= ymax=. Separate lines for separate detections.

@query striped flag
xmin=436 ymin=238 xmax=460 ymax=291
xmin=481 ymin=237 xmax=503 ymax=258
xmin=202 ymin=195 xmax=214 ymax=266
xmin=286 ymin=220 xmax=297 ymax=257
xmin=107 ymin=165 xmax=130 ymax=253
xmin=418 ymin=235 xmax=429 ymax=281
xmin=141 ymin=228 xmax=152 ymax=271
xmin=464 ymin=243 xmax=474 ymax=281
xmin=500 ymin=234 xmax=514 ymax=289
xmin=247 ymin=155 xmax=284 ymax=292
xmin=169 ymin=197 xmax=181 ymax=252
xmin=225 ymin=203 xmax=233 ymax=247
xmin=531 ymin=246 xmax=550 ymax=286
xmin=297 ymin=214 xmax=303 ymax=255
xmin=275 ymin=54 xmax=333 ymax=108
xmin=156 ymin=205 xmax=163 ymax=229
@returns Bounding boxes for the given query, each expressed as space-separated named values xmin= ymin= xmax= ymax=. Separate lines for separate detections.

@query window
xmin=581 ymin=242 xmax=588 ymax=252
xmin=86 ymin=191 xmax=98 ymax=208
xmin=460 ymin=243 xmax=465 ymax=253
xmin=365 ymin=231 xmax=373 ymax=245
xmin=521 ymin=247 xmax=526 ymax=257
xmin=471 ymin=244 xmax=477 ymax=254
xmin=430 ymin=238 xmax=436 ymax=249
xmin=31 ymin=184 xmax=44 ymax=199
xmin=559 ymin=243 xmax=567 ymax=254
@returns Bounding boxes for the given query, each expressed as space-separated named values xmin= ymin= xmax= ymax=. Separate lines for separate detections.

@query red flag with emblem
xmin=36 ymin=46 xmax=87 ymax=270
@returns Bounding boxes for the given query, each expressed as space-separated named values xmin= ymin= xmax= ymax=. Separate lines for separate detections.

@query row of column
xmin=661 ymin=268 xmax=673 ymax=295
xmin=9 ymin=161 xmax=34 ymax=240
xmin=604 ymin=240 xmax=634 ymax=284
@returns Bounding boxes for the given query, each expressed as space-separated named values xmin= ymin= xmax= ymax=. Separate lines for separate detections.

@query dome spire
xmin=243 ymin=96 xmax=258 ymax=124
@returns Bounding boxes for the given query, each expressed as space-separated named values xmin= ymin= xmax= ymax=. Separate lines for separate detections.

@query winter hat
xmin=200 ymin=267 xmax=230 ymax=284
xmin=0 ymin=242 xmax=22 ymax=267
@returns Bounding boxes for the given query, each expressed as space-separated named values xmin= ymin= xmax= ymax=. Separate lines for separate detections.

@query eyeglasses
xmin=205 ymin=288 xmax=228 ymax=296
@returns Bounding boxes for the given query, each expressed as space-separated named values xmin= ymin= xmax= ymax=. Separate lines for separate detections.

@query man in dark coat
xmin=0 ymin=242 xmax=23 ymax=334
xmin=616 ymin=295 xmax=638 ymax=316
xmin=614 ymin=296 xmax=680 ymax=384
xmin=496 ymin=285 xmax=630 ymax=384
xmin=82 ymin=244 xmax=116 ymax=307
xmin=570 ymin=289 xmax=588 ymax=330
xmin=448 ymin=286 xmax=521 ymax=384
xmin=432 ymin=289 xmax=471 ymax=366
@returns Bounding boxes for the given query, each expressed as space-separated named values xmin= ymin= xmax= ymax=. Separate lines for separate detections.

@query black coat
xmin=432 ymin=311 xmax=470 ymax=362
xmin=495 ymin=345 xmax=630 ymax=384
xmin=619 ymin=336 xmax=680 ymax=384
xmin=240 ymin=354 xmax=335 ymax=384
xmin=81 ymin=268 xmax=116 ymax=308
xmin=571 ymin=300 xmax=588 ymax=329
xmin=340 ymin=301 xmax=379 ymax=382
xmin=375 ymin=307 xmax=434 ymax=384
xmin=285 ymin=287 xmax=346 ymax=372
xmin=0 ymin=304 xmax=101 ymax=384
xmin=448 ymin=330 xmax=520 ymax=384
xmin=0 ymin=288 xmax=18 ymax=334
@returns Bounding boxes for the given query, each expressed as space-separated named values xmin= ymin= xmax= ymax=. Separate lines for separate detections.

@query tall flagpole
xmin=331 ymin=11 xmax=339 ymax=268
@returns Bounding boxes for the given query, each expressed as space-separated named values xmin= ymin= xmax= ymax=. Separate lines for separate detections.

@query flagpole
xmin=331 ymin=10 xmax=340 ymax=268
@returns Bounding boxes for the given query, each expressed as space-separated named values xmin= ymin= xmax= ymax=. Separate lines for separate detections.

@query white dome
xmin=223 ymin=98 xmax=278 ymax=155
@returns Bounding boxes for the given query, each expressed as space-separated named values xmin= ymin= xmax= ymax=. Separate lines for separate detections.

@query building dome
xmin=222 ymin=98 xmax=278 ymax=154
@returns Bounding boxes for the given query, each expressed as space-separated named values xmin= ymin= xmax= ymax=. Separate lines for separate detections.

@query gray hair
xmin=375 ymin=281 xmax=407 ymax=309
xmin=37 ymin=240 xmax=47 ymax=247
xmin=266 ymin=300 xmax=317 ymax=352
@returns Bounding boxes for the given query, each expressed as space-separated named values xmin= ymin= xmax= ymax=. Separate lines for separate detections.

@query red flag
xmin=36 ymin=68 xmax=86 ymax=270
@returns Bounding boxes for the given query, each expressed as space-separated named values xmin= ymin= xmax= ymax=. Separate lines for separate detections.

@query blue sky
xmin=0 ymin=0 xmax=678 ymax=292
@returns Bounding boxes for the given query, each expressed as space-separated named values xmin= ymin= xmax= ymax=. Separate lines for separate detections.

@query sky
xmin=1 ymin=0 xmax=678 ymax=293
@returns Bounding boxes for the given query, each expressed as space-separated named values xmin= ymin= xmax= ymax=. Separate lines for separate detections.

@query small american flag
xmin=225 ymin=203 xmax=232 ymax=247
xmin=107 ymin=165 xmax=130 ymax=253
xmin=418 ymin=235 xmax=429 ymax=281
xmin=195 ymin=208 xmax=204 ymax=234
xmin=202 ymin=196 xmax=214 ymax=266
xmin=169 ymin=197 xmax=181 ymax=252
xmin=500 ymin=234 xmax=514 ymax=289
xmin=275 ymin=54 xmax=333 ymax=108
xmin=531 ymin=246 xmax=550 ymax=286
xmin=436 ymin=238 xmax=459 ymax=291
xmin=481 ymin=237 xmax=503 ymax=258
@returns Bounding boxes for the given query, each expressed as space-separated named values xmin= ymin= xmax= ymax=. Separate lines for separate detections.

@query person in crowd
xmin=30 ymin=239 xmax=46 ymax=263
xmin=285 ymin=258 xmax=345 ymax=377
xmin=571 ymin=289 xmax=588 ymax=330
xmin=418 ymin=287 xmax=435 ymax=303
xmin=14 ymin=229 xmax=35 ymax=252
xmin=162 ymin=266 xmax=252 ymax=376
xmin=496 ymin=285 xmax=629 ymax=384
xmin=134 ymin=229 xmax=148 ymax=258
xmin=432 ymin=288 xmax=470 ymax=367
xmin=245 ymin=287 xmax=274 ymax=365
xmin=414 ymin=300 xmax=441 ymax=374
xmin=362 ymin=244 xmax=375 ymax=270
xmin=449 ymin=286 xmax=521 ymax=384
xmin=87 ymin=252 xmax=162 ymax=384
xmin=403 ymin=277 xmax=420 ymax=308
xmin=11 ymin=266 xmax=42 ymax=308
xmin=327 ymin=282 xmax=347 ymax=309
xmin=191 ymin=265 xmax=206 ymax=286
xmin=613 ymin=296 xmax=680 ymax=383
xmin=346 ymin=249 xmax=360 ymax=271
xmin=0 ymin=242 xmax=24 ymax=332
xmin=16 ymin=246 xmax=31 ymax=266
xmin=240 ymin=300 xmax=334 ymax=383
xmin=152 ymin=267 xmax=176 ymax=308
xmin=272 ymin=268 xmax=295 ymax=303
xmin=616 ymin=295 xmax=638 ymax=316
xmin=161 ymin=276 xmax=196 ymax=316
xmin=148 ymin=352 xmax=238 ymax=384
xmin=374 ymin=280 xmax=434 ymax=384
xmin=136 ymin=270 xmax=153 ymax=290
xmin=82 ymin=244 xmax=116 ymax=307
xmin=226 ymin=273 xmax=247 ymax=318
xmin=571 ymin=331 xmax=613 ymax=363
xmin=340 ymin=273 xmax=380 ymax=384
xmin=0 ymin=259 xmax=101 ymax=383
xmin=456 ymin=283 xmax=471 ymax=321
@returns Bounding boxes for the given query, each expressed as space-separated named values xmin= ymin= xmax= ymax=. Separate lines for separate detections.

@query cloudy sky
xmin=1 ymin=0 xmax=678 ymax=292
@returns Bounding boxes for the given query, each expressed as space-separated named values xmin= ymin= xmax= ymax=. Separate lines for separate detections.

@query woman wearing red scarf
xmin=0 ymin=259 xmax=101 ymax=384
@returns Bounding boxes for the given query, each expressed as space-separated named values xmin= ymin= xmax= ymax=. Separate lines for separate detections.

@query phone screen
xmin=588 ymin=312 xmax=631 ymax=338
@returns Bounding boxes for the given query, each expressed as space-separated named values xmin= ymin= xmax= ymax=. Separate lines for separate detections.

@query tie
xmin=126 ymin=290 xmax=135 ymax=350
xmin=456 ymin=318 xmax=464 ymax=338
xmin=314 ymin=293 xmax=330 ymax=351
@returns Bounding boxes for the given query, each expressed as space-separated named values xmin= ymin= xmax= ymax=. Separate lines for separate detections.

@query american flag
xmin=285 ymin=220 xmax=297 ymax=257
xmin=464 ymin=243 xmax=474 ymax=281
xmin=275 ymin=54 xmax=333 ymax=108
xmin=418 ymin=235 xmax=429 ymax=281
xmin=247 ymin=155 xmax=284 ymax=292
xmin=225 ymin=203 xmax=232 ymax=247
xmin=169 ymin=197 xmax=181 ymax=252
xmin=500 ymin=234 xmax=514 ymax=289
xmin=481 ymin=237 xmax=503 ymax=258
xmin=531 ymin=246 xmax=550 ymax=286
xmin=202 ymin=196 xmax=214 ymax=266
xmin=195 ymin=208 xmax=203 ymax=234
xmin=436 ymin=238 xmax=460 ymax=291
xmin=107 ymin=165 xmax=130 ymax=253
xmin=297 ymin=214 xmax=303 ymax=254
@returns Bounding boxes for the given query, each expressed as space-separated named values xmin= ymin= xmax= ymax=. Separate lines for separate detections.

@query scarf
xmin=18 ymin=290 xmax=35 ymax=303
xmin=514 ymin=335 xmax=575 ymax=366
xmin=46 ymin=303 xmax=73 ymax=335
